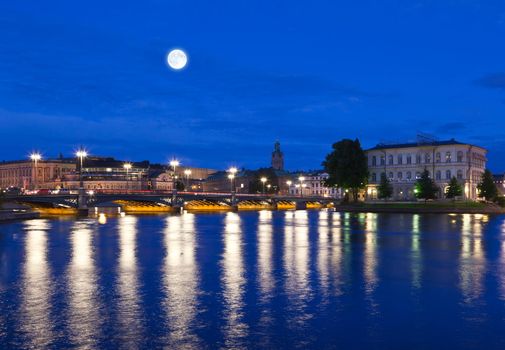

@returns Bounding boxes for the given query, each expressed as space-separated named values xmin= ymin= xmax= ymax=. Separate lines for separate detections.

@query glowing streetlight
xmin=29 ymin=153 xmax=42 ymax=190
xmin=75 ymin=149 xmax=88 ymax=189
xmin=228 ymin=167 xmax=238 ymax=175
xmin=298 ymin=176 xmax=305 ymax=197
xmin=124 ymin=163 xmax=132 ymax=192
xmin=286 ymin=180 xmax=292 ymax=195
xmin=184 ymin=169 xmax=192 ymax=190
xmin=169 ymin=159 xmax=180 ymax=199
xmin=260 ymin=177 xmax=267 ymax=194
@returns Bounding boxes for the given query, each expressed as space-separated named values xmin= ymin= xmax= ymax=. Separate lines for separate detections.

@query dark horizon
xmin=1 ymin=1 xmax=504 ymax=172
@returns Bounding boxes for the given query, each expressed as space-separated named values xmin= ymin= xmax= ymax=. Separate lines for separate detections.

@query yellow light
xmin=30 ymin=153 xmax=42 ymax=161
xmin=228 ymin=167 xmax=238 ymax=174
xmin=76 ymin=150 xmax=88 ymax=158
xmin=169 ymin=159 xmax=180 ymax=167
xmin=123 ymin=163 xmax=132 ymax=170
xmin=228 ymin=174 xmax=235 ymax=180
xmin=260 ymin=177 xmax=267 ymax=183
xmin=184 ymin=169 xmax=192 ymax=176
xmin=299 ymin=176 xmax=305 ymax=182
xmin=286 ymin=180 xmax=292 ymax=186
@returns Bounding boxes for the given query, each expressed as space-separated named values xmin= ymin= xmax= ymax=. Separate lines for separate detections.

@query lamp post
xmin=286 ymin=180 xmax=292 ymax=195
xmin=169 ymin=159 xmax=179 ymax=202
xmin=30 ymin=153 xmax=42 ymax=191
xmin=298 ymin=176 xmax=305 ymax=197
xmin=260 ymin=177 xmax=267 ymax=194
xmin=228 ymin=167 xmax=238 ymax=204
xmin=76 ymin=149 xmax=88 ymax=189
xmin=123 ymin=163 xmax=132 ymax=193
xmin=184 ymin=169 xmax=192 ymax=191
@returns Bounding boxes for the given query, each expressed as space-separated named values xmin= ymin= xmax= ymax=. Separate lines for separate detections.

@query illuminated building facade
xmin=366 ymin=138 xmax=487 ymax=200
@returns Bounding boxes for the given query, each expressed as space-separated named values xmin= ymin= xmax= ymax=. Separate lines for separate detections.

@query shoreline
xmin=0 ymin=210 xmax=40 ymax=222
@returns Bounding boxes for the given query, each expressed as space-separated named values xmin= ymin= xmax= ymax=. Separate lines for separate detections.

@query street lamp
xmin=298 ymin=176 xmax=305 ymax=197
xmin=169 ymin=159 xmax=180 ymax=200
xmin=228 ymin=173 xmax=235 ymax=192
xmin=123 ymin=163 xmax=132 ymax=192
xmin=184 ymin=169 xmax=192 ymax=190
xmin=76 ymin=149 xmax=88 ymax=189
xmin=30 ymin=153 xmax=42 ymax=190
xmin=286 ymin=180 xmax=292 ymax=195
xmin=260 ymin=177 xmax=267 ymax=194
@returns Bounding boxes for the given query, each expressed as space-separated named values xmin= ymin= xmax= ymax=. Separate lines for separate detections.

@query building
xmin=271 ymin=141 xmax=284 ymax=171
xmin=494 ymin=174 xmax=505 ymax=197
xmin=287 ymin=172 xmax=341 ymax=198
xmin=366 ymin=137 xmax=487 ymax=200
xmin=0 ymin=158 xmax=76 ymax=190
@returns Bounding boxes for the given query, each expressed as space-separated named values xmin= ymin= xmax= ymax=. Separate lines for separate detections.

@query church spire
xmin=271 ymin=140 xmax=284 ymax=170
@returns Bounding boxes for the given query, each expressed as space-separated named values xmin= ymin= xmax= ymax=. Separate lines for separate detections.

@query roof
xmin=367 ymin=138 xmax=485 ymax=151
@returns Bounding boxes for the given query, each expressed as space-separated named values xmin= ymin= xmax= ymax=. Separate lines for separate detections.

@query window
xmin=397 ymin=172 xmax=403 ymax=180
xmin=436 ymin=170 xmax=441 ymax=180
xmin=397 ymin=154 xmax=403 ymax=165
xmin=457 ymin=170 xmax=463 ymax=180
xmin=406 ymin=154 xmax=412 ymax=164
xmin=457 ymin=151 xmax=463 ymax=162
xmin=372 ymin=156 xmax=377 ymax=166
xmin=416 ymin=154 xmax=421 ymax=164
xmin=446 ymin=152 xmax=451 ymax=163
xmin=371 ymin=173 xmax=377 ymax=182
xmin=425 ymin=153 xmax=431 ymax=163
xmin=436 ymin=152 xmax=441 ymax=163
xmin=416 ymin=172 xmax=421 ymax=179
xmin=388 ymin=172 xmax=393 ymax=179
xmin=380 ymin=155 xmax=385 ymax=166
xmin=406 ymin=171 xmax=412 ymax=180
xmin=446 ymin=170 xmax=451 ymax=179
xmin=388 ymin=155 xmax=394 ymax=165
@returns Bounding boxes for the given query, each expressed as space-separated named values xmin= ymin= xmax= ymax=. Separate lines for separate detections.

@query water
xmin=1 ymin=211 xmax=505 ymax=349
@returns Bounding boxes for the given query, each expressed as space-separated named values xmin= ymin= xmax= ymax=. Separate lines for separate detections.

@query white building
xmin=366 ymin=138 xmax=487 ymax=200
xmin=288 ymin=172 xmax=341 ymax=198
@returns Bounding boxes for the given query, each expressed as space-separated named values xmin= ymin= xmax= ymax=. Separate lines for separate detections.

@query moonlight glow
xmin=167 ymin=49 xmax=188 ymax=70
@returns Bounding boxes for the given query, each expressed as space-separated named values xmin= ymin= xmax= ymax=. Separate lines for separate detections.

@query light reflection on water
xmin=21 ymin=219 xmax=54 ymax=348
xmin=221 ymin=212 xmax=248 ymax=348
xmin=1 ymin=211 xmax=505 ymax=348
xmin=67 ymin=220 xmax=101 ymax=348
xmin=117 ymin=215 xmax=143 ymax=348
xmin=163 ymin=213 xmax=200 ymax=348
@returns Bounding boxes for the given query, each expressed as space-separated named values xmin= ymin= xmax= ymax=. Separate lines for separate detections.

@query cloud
xmin=474 ymin=73 xmax=505 ymax=90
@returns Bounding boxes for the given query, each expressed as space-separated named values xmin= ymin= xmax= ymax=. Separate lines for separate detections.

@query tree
xmin=477 ymin=169 xmax=498 ymax=201
xmin=248 ymin=168 xmax=279 ymax=194
xmin=378 ymin=173 xmax=393 ymax=200
xmin=175 ymin=180 xmax=185 ymax=191
xmin=414 ymin=169 xmax=438 ymax=201
xmin=445 ymin=177 xmax=463 ymax=200
xmin=323 ymin=138 xmax=368 ymax=202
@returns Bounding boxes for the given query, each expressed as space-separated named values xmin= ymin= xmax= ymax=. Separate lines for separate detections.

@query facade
xmin=366 ymin=138 xmax=487 ymax=200
xmin=0 ymin=158 xmax=76 ymax=190
xmin=288 ymin=172 xmax=340 ymax=198
xmin=494 ymin=174 xmax=505 ymax=197
xmin=271 ymin=141 xmax=284 ymax=171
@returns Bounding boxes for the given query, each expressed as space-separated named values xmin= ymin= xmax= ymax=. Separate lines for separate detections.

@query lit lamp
xmin=286 ymin=180 xmax=292 ymax=195
xmin=228 ymin=167 xmax=238 ymax=194
xmin=76 ymin=149 xmax=88 ymax=189
xmin=29 ymin=153 xmax=42 ymax=190
xmin=169 ymin=159 xmax=180 ymax=197
xmin=124 ymin=163 xmax=132 ymax=192
xmin=260 ymin=177 xmax=267 ymax=194
xmin=184 ymin=169 xmax=192 ymax=190
xmin=298 ymin=176 xmax=305 ymax=197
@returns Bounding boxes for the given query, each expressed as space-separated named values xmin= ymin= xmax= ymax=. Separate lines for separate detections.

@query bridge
xmin=5 ymin=190 xmax=336 ymax=213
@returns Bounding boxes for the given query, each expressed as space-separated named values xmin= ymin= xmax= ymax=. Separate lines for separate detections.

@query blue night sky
xmin=1 ymin=1 xmax=504 ymax=171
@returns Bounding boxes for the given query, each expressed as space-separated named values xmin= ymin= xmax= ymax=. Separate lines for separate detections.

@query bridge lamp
xmin=228 ymin=167 xmax=238 ymax=175
xmin=76 ymin=149 xmax=88 ymax=189
xmin=298 ymin=176 xmax=305 ymax=197
xmin=184 ymin=169 xmax=192 ymax=191
xmin=124 ymin=163 xmax=132 ymax=192
xmin=260 ymin=177 xmax=267 ymax=194
xmin=286 ymin=180 xmax=293 ymax=195
xmin=29 ymin=153 xmax=42 ymax=190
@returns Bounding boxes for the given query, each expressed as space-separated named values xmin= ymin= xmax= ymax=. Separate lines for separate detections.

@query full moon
xmin=167 ymin=49 xmax=188 ymax=70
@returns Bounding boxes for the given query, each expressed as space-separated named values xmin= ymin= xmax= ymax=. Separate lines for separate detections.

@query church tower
xmin=271 ymin=141 xmax=284 ymax=170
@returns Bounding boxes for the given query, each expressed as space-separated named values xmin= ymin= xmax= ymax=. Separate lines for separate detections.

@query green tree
xmin=477 ymin=169 xmax=498 ymax=201
xmin=323 ymin=138 xmax=368 ymax=202
xmin=175 ymin=180 xmax=185 ymax=191
xmin=414 ymin=169 xmax=438 ymax=201
xmin=445 ymin=177 xmax=463 ymax=200
xmin=248 ymin=168 xmax=279 ymax=194
xmin=378 ymin=173 xmax=393 ymax=200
